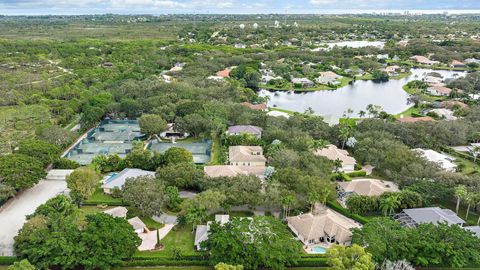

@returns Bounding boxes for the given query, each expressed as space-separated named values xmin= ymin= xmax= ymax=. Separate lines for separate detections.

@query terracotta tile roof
xmin=240 ymin=102 xmax=268 ymax=111
xmin=398 ymin=116 xmax=434 ymax=123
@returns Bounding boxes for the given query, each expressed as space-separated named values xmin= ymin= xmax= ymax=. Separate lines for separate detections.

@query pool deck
xmin=304 ymin=243 xmax=331 ymax=254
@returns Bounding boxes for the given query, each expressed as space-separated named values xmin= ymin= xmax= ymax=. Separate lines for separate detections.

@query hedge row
xmin=81 ymin=201 xmax=126 ymax=206
xmin=327 ymin=201 xmax=370 ymax=224
xmin=293 ymin=257 xmax=329 ymax=267
xmin=346 ymin=170 xmax=367 ymax=178
xmin=123 ymin=259 xmax=210 ymax=267
xmin=0 ymin=256 xmax=18 ymax=265
xmin=131 ymin=255 xmax=207 ymax=261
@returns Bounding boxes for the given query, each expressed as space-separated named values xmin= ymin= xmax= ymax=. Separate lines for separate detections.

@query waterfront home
xmin=441 ymin=100 xmax=468 ymax=110
xmin=291 ymin=77 xmax=315 ymax=88
xmin=423 ymin=76 xmax=444 ymax=86
xmin=228 ymin=146 xmax=266 ymax=167
xmin=287 ymin=205 xmax=361 ymax=246
xmin=101 ymin=168 xmax=155 ymax=194
xmin=337 ymin=178 xmax=399 ymax=197
xmin=397 ymin=116 xmax=434 ymax=123
xmin=410 ymin=55 xmax=439 ymax=66
xmin=413 ymin=148 xmax=457 ymax=172
xmin=384 ymin=65 xmax=401 ymax=76
xmin=318 ymin=71 xmax=343 ymax=80
xmin=204 ymin=165 xmax=266 ymax=179
xmin=314 ymin=145 xmax=356 ymax=173
xmin=240 ymin=102 xmax=268 ymax=111
xmin=267 ymin=110 xmax=290 ymax=118
xmin=427 ymin=85 xmax=452 ymax=96
xmin=450 ymin=60 xmax=466 ymax=68
xmin=429 ymin=108 xmax=457 ymax=121
xmin=227 ymin=125 xmax=263 ymax=138
xmin=195 ymin=215 xmax=230 ymax=250
xmin=394 ymin=207 xmax=465 ymax=228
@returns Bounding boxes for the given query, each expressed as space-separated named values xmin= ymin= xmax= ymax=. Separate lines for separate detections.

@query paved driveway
xmin=138 ymin=224 xmax=175 ymax=251
xmin=0 ymin=180 xmax=67 ymax=256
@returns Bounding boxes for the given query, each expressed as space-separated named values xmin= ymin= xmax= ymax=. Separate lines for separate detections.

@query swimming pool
xmin=311 ymin=246 xmax=327 ymax=254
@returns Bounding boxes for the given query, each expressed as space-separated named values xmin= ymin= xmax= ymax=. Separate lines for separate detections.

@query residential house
xmin=410 ymin=55 xmax=440 ymax=66
xmin=204 ymin=165 xmax=266 ymax=179
xmin=413 ymin=148 xmax=457 ymax=172
xmin=384 ymin=65 xmax=401 ymax=76
xmin=103 ymin=206 xmax=128 ymax=218
xmin=337 ymin=178 xmax=399 ymax=198
xmin=464 ymin=226 xmax=480 ymax=238
xmin=398 ymin=40 xmax=409 ymax=47
xmin=195 ymin=215 xmax=230 ymax=250
xmin=394 ymin=207 xmax=465 ymax=228
xmin=292 ymin=77 xmax=315 ymax=88
xmin=228 ymin=146 xmax=266 ymax=167
xmin=314 ymin=145 xmax=356 ymax=173
xmin=128 ymin=217 xmax=148 ymax=234
xmin=427 ymin=85 xmax=452 ymax=96
xmin=429 ymin=108 xmax=457 ymax=121
xmin=397 ymin=116 xmax=434 ymax=123
xmin=161 ymin=74 xmax=174 ymax=83
xmin=102 ymin=62 xmax=114 ymax=67
xmin=267 ymin=110 xmax=290 ymax=118
xmin=234 ymin=43 xmax=246 ymax=49
xmin=287 ymin=205 xmax=361 ymax=246
xmin=240 ymin=102 xmax=268 ymax=111
xmin=216 ymin=69 xmax=231 ymax=78
xmin=227 ymin=125 xmax=263 ymax=138
xmin=101 ymin=168 xmax=155 ymax=194
xmin=319 ymin=71 xmax=343 ymax=80
xmin=207 ymin=75 xmax=225 ymax=82
xmin=450 ymin=60 xmax=466 ymax=68
xmin=465 ymin=58 xmax=480 ymax=64
xmin=441 ymin=100 xmax=468 ymax=110
xmin=423 ymin=76 xmax=444 ymax=86
xmin=316 ymin=71 xmax=343 ymax=85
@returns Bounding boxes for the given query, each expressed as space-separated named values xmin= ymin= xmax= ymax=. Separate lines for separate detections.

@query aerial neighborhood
xmin=1 ymin=9 xmax=480 ymax=270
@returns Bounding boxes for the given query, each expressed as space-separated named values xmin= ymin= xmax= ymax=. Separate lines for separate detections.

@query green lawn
xmin=84 ymin=188 xmax=124 ymax=205
xmin=390 ymin=71 xmax=412 ymax=80
xmin=118 ymin=267 xmax=210 ymax=270
xmin=126 ymin=207 xmax=165 ymax=230
xmin=269 ymin=107 xmax=296 ymax=115
xmin=209 ymin=135 xmax=224 ymax=165
xmin=135 ymin=225 xmax=197 ymax=258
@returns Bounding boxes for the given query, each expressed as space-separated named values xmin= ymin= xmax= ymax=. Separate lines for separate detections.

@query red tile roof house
xmin=397 ymin=116 xmax=434 ymax=123
xmin=227 ymin=125 xmax=263 ymax=138
xmin=427 ymin=85 xmax=453 ymax=96
xmin=240 ymin=102 xmax=268 ymax=111
xmin=450 ymin=60 xmax=466 ymax=68
xmin=409 ymin=55 xmax=439 ymax=66
xmin=216 ymin=69 xmax=230 ymax=78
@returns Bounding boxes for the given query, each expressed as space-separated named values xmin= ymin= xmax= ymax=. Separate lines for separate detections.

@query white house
xmin=413 ymin=148 xmax=457 ymax=172
xmin=194 ymin=215 xmax=230 ymax=250
xmin=101 ymin=168 xmax=155 ymax=194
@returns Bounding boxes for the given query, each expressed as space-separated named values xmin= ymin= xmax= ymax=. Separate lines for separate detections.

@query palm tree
xmin=333 ymin=158 xmax=343 ymax=173
xmin=307 ymin=192 xmax=319 ymax=212
xmin=339 ymin=125 xmax=351 ymax=149
xmin=282 ymin=195 xmax=295 ymax=219
xmin=465 ymin=192 xmax=475 ymax=220
xmin=454 ymin=185 xmax=467 ymax=214
xmin=380 ymin=196 xmax=400 ymax=216
xmin=358 ymin=110 xmax=366 ymax=118
xmin=320 ymin=187 xmax=331 ymax=205
xmin=309 ymin=139 xmax=328 ymax=152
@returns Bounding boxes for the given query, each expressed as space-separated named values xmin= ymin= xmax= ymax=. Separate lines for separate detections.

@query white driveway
xmin=137 ymin=224 xmax=175 ymax=251
xmin=0 ymin=179 xmax=67 ymax=256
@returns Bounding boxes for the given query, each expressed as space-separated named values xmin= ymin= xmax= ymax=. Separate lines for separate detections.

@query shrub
xmin=331 ymin=172 xmax=351 ymax=181
xmin=53 ymin=158 xmax=80 ymax=169
xmin=346 ymin=170 xmax=367 ymax=178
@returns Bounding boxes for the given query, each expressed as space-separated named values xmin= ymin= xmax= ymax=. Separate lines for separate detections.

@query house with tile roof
xmin=228 ymin=146 xmax=266 ymax=167
xmin=314 ymin=145 xmax=356 ymax=173
xmin=204 ymin=165 xmax=266 ymax=179
xmin=227 ymin=125 xmax=263 ymax=138
xmin=337 ymin=178 xmax=399 ymax=197
xmin=287 ymin=205 xmax=361 ymax=246
xmin=413 ymin=148 xmax=457 ymax=172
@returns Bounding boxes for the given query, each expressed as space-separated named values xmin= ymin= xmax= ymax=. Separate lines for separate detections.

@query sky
xmin=1 ymin=0 xmax=480 ymax=15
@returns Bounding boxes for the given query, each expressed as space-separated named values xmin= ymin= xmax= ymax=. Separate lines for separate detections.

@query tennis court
xmin=65 ymin=119 xmax=140 ymax=165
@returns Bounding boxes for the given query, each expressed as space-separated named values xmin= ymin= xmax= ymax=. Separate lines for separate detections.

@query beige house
xmin=314 ymin=145 xmax=356 ymax=172
xmin=337 ymin=178 xmax=399 ymax=197
xmin=287 ymin=205 xmax=361 ymax=246
xmin=228 ymin=146 xmax=266 ymax=167
xmin=204 ymin=165 xmax=266 ymax=178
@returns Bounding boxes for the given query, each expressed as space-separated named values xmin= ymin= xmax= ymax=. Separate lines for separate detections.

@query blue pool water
xmin=311 ymin=246 xmax=327 ymax=254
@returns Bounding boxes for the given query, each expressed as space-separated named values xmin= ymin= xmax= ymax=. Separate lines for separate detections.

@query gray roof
xmin=101 ymin=168 xmax=155 ymax=190
xmin=396 ymin=207 xmax=465 ymax=227
xmin=227 ymin=125 xmax=263 ymax=136
xmin=194 ymin=225 xmax=209 ymax=248
xmin=464 ymin=226 xmax=480 ymax=238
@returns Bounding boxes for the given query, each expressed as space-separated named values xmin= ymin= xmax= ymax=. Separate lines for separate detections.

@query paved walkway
xmin=138 ymin=224 xmax=175 ymax=251
xmin=0 ymin=180 xmax=67 ymax=256
xmin=153 ymin=213 xmax=178 ymax=224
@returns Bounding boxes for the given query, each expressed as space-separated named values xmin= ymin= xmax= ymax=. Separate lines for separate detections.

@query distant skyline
xmin=1 ymin=0 xmax=480 ymax=15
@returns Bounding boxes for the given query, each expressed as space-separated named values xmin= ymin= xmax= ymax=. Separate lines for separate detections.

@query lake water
xmin=311 ymin=41 xmax=385 ymax=51
xmin=260 ymin=68 xmax=466 ymax=124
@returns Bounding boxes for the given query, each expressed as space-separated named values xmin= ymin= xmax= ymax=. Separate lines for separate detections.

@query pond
xmin=313 ymin=40 xmax=385 ymax=51
xmin=259 ymin=68 xmax=467 ymax=124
